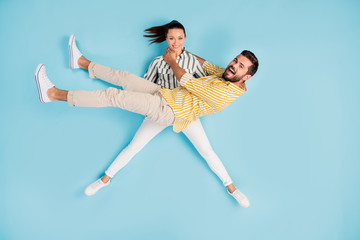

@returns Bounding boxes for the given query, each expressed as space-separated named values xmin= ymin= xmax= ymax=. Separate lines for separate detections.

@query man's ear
xmin=243 ymin=74 xmax=252 ymax=81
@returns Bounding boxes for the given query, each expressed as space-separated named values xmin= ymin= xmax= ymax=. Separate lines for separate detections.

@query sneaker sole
xmin=35 ymin=64 xmax=46 ymax=103
xmin=69 ymin=34 xmax=75 ymax=69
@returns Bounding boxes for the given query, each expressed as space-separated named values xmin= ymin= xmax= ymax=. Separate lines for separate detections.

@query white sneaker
xmin=84 ymin=178 xmax=110 ymax=196
xmin=68 ymin=34 xmax=83 ymax=69
xmin=34 ymin=64 xmax=55 ymax=103
xmin=229 ymin=189 xmax=250 ymax=208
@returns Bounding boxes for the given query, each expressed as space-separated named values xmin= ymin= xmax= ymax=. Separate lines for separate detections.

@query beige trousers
xmin=67 ymin=62 xmax=175 ymax=126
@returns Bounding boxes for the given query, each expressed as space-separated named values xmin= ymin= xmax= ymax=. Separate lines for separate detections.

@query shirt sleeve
xmin=193 ymin=55 xmax=206 ymax=78
xmin=202 ymin=61 xmax=222 ymax=76
xmin=179 ymin=73 xmax=232 ymax=106
xmin=144 ymin=58 xmax=159 ymax=82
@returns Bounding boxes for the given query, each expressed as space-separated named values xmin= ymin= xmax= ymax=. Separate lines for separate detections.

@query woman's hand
xmin=162 ymin=48 xmax=186 ymax=82
xmin=163 ymin=48 xmax=177 ymax=66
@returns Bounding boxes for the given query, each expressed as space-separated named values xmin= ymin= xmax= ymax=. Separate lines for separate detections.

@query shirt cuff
xmin=180 ymin=73 xmax=194 ymax=86
xmin=203 ymin=61 xmax=212 ymax=69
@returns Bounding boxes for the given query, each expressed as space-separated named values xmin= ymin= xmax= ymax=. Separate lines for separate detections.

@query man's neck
xmin=230 ymin=80 xmax=245 ymax=89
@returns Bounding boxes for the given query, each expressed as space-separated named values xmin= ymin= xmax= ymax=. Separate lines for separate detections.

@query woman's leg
xmin=181 ymin=119 xmax=233 ymax=189
xmin=105 ymin=118 xmax=167 ymax=178
xmin=182 ymin=119 xmax=250 ymax=207
xmin=78 ymin=56 xmax=161 ymax=94
xmin=84 ymin=118 xmax=167 ymax=196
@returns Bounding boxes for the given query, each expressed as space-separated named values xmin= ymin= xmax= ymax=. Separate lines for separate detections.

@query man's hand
xmin=163 ymin=48 xmax=177 ymax=66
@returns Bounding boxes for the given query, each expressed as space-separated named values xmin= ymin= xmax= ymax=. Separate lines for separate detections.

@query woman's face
xmin=166 ymin=28 xmax=186 ymax=54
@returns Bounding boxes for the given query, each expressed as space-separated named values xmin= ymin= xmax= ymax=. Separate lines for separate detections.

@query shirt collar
xmin=176 ymin=48 xmax=186 ymax=59
xmin=218 ymin=70 xmax=247 ymax=91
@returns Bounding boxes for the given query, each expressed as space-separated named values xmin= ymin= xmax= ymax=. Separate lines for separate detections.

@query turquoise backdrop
xmin=0 ymin=0 xmax=359 ymax=239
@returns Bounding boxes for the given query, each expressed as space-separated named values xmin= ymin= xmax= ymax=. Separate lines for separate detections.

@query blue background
xmin=1 ymin=0 xmax=359 ymax=239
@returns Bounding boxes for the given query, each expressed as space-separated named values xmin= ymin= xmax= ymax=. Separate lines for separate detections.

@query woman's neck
xmin=175 ymin=48 xmax=184 ymax=56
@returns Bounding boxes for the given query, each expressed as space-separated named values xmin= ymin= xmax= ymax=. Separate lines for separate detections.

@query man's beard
xmin=222 ymin=72 xmax=245 ymax=83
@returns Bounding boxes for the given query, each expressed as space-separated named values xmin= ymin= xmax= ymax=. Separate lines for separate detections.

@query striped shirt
xmin=159 ymin=61 xmax=247 ymax=133
xmin=144 ymin=50 xmax=205 ymax=89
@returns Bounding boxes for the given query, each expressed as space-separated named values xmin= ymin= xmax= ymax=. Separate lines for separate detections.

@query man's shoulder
xmin=208 ymin=69 xmax=225 ymax=78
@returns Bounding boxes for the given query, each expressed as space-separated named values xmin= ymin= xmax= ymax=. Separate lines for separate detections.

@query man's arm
xmin=193 ymin=54 xmax=206 ymax=66
xmin=188 ymin=52 xmax=221 ymax=76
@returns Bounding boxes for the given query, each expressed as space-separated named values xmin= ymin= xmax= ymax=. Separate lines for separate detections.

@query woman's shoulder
xmin=150 ymin=55 xmax=164 ymax=63
xmin=182 ymin=49 xmax=196 ymax=57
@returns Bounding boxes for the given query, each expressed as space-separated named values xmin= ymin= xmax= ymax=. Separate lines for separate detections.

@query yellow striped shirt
xmin=159 ymin=61 xmax=247 ymax=133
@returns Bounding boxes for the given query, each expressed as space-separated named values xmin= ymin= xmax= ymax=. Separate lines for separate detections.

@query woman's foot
xmin=226 ymin=184 xmax=236 ymax=194
xmin=228 ymin=189 xmax=250 ymax=208
xmin=84 ymin=177 xmax=111 ymax=196
xmin=101 ymin=174 xmax=111 ymax=184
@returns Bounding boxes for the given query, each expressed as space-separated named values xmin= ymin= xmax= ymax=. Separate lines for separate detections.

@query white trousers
xmin=105 ymin=118 xmax=233 ymax=186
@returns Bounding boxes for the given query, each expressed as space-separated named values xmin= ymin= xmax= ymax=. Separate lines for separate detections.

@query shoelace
xmin=71 ymin=38 xmax=81 ymax=57
xmin=233 ymin=190 xmax=246 ymax=200
xmin=40 ymin=67 xmax=54 ymax=88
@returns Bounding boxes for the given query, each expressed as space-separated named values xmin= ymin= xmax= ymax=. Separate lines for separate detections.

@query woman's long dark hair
xmin=144 ymin=20 xmax=186 ymax=44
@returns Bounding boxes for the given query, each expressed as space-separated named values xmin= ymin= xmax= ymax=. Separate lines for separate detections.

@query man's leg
xmin=84 ymin=118 xmax=167 ymax=196
xmin=78 ymin=56 xmax=161 ymax=94
xmin=46 ymin=86 xmax=174 ymax=126
xmin=67 ymin=88 xmax=174 ymax=126
xmin=35 ymin=63 xmax=174 ymax=126
xmin=70 ymin=34 xmax=160 ymax=94
xmin=182 ymin=119 xmax=250 ymax=208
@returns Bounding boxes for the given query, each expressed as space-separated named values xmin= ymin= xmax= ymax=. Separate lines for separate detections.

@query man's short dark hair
xmin=241 ymin=50 xmax=259 ymax=76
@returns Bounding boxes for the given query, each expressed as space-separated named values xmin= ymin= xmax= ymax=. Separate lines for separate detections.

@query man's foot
xmin=84 ymin=178 xmax=110 ymax=196
xmin=229 ymin=189 xmax=250 ymax=208
xmin=69 ymin=34 xmax=83 ymax=69
xmin=35 ymin=64 xmax=55 ymax=103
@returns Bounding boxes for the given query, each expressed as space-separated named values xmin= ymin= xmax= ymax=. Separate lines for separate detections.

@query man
xmin=35 ymin=39 xmax=258 ymax=207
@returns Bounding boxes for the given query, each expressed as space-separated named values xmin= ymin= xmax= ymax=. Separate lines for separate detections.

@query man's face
xmin=223 ymin=55 xmax=253 ymax=82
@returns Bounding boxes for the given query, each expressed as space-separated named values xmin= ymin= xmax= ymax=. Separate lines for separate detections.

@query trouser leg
xmin=105 ymin=118 xmax=167 ymax=178
xmin=67 ymin=88 xmax=174 ymax=126
xmin=88 ymin=62 xmax=161 ymax=93
xmin=182 ymin=119 xmax=233 ymax=186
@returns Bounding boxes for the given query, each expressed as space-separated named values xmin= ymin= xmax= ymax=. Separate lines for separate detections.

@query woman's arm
xmin=163 ymin=48 xmax=186 ymax=81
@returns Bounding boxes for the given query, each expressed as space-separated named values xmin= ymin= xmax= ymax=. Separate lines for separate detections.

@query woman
xmin=82 ymin=20 xmax=249 ymax=207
